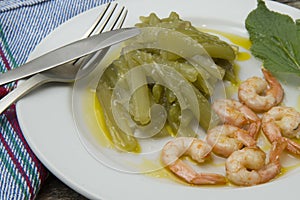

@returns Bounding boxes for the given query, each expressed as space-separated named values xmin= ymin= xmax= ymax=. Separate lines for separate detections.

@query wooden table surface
xmin=36 ymin=0 xmax=300 ymax=199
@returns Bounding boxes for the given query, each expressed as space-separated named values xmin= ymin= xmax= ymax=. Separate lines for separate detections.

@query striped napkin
xmin=0 ymin=0 xmax=111 ymax=199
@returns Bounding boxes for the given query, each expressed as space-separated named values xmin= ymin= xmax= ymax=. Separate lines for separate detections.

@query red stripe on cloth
xmin=5 ymin=104 xmax=49 ymax=183
xmin=0 ymin=126 xmax=35 ymax=198
xmin=0 ymin=44 xmax=11 ymax=71
xmin=0 ymin=87 xmax=9 ymax=98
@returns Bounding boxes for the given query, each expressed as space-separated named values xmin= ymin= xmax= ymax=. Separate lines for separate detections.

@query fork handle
xmin=0 ymin=74 xmax=50 ymax=114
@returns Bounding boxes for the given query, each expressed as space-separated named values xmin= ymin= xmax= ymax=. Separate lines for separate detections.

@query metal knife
xmin=0 ymin=27 xmax=140 ymax=85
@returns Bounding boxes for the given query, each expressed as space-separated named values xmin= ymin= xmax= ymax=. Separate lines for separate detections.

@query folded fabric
xmin=0 ymin=0 xmax=111 ymax=199
xmin=0 ymin=0 xmax=50 ymax=12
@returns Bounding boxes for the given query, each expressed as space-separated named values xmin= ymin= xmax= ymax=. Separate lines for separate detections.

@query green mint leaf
xmin=245 ymin=0 xmax=300 ymax=76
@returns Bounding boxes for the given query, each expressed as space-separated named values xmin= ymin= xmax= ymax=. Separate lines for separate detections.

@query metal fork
xmin=0 ymin=2 xmax=128 ymax=114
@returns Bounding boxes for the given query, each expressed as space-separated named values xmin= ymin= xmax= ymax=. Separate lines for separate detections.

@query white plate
xmin=17 ymin=0 xmax=300 ymax=199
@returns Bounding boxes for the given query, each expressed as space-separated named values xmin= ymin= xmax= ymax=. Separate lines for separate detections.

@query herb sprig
xmin=245 ymin=0 xmax=300 ymax=76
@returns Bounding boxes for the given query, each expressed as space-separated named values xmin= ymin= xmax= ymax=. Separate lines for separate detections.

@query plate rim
xmin=16 ymin=0 xmax=300 ymax=199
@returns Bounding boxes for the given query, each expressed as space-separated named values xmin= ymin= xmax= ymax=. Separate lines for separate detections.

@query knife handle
xmin=0 ymin=74 xmax=51 ymax=114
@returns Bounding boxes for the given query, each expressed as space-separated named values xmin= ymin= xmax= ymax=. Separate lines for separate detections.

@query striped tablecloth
xmin=1 ymin=0 xmax=299 ymax=199
xmin=0 ymin=1 xmax=110 ymax=199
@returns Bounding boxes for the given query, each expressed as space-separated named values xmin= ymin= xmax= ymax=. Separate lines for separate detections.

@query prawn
xmin=225 ymin=138 xmax=287 ymax=186
xmin=161 ymin=137 xmax=226 ymax=185
xmin=238 ymin=68 xmax=284 ymax=113
xmin=262 ymin=106 xmax=300 ymax=155
xmin=206 ymin=125 xmax=256 ymax=158
xmin=212 ymin=99 xmax=261 ymax=139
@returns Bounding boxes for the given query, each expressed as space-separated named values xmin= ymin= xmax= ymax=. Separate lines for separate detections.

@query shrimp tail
xmin=269 ymin=137 xmax=287 ymax=162
xmin=247 ymin=120 xmax=261 ymax=139
xmin=257 ymin=163 xmax=281 ymax=184
xmin=169 ymin=160 xmax=197 ymax=183
xmin=235 ymin=129 xmax=257 ymax=147
xmin=169 ymin=160 xmax=226 ymax=185
xmin=262 ymin=68 xmax=284 ymax=105
xmin=263 ymin=121 xmax=300 ymax=155
xmin=285 ymin=138 xmax=300 ymax=155
xmin=191 ymin=173 xmax=227 ymax=185
xmin=258 ymin=138 xmax=287 ymax=184
xmin=262 ymin=121 xmax=282 ymax=142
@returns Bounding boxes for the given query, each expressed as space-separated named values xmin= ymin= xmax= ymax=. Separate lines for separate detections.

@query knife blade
xmin=0 ymin=27 xmax=140 ymax=85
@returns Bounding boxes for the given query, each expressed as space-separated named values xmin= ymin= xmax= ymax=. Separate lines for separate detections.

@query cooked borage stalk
xmin=96 ymin=12 xmax=237 ymax=152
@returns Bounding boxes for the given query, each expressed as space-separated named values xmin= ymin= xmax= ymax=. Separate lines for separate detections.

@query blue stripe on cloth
xmin=0 ymin=0 xmax=50 ymax=12
xmin=1 ymin=114 xmax=40 ymax=195
xmin=0 ymin=0 xmax=112 ymax=67
xmin=0 ymin=1 xmax=113 ymax=199
xmin=0 ymin=151 xmax=24 ymax=200
xmin=0 ymin=114 xmax=35 ymax=199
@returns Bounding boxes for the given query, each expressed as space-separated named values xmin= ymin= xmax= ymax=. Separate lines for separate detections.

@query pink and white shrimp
xmin=238 ymin=68 xmax=284 ymax=113
xmin=212 ymin=99 xmax=261 ymax=139
xmin=262 ymin=106 xmax=300 ymax=155
xmin=225 ymin=138 xmax=287 ymax=186
xmin=161 ymin=137 xmax=226 ymax=185
xmin=206 ymin=125 xmax=256 ymax=158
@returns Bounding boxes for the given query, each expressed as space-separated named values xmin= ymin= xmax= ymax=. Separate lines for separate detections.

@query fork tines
xmin=73 ymin=2 xmax=127 ymax=66
xmin=90 ymin=2 xmax=128 ymax=36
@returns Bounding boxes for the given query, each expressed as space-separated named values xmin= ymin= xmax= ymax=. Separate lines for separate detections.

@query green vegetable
xmin=96 ymin=81 xmax=140 ymax=152
xmin=191 ymin=86 xmax=220 ymax=131
xmin=152 ymin=84 xmax=164 ymax=103
xmin=245 ymin=0 xmax=300 ymax=76
xmin=136 ymin=12 xmax=236 ymax=61
xmin=213 ymin=58 xmax=238 ymax=85
xmin=96 ymin=12 xmax=238 ymax=150
xmin=127 ymin=67 xmax=151 ymax=125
